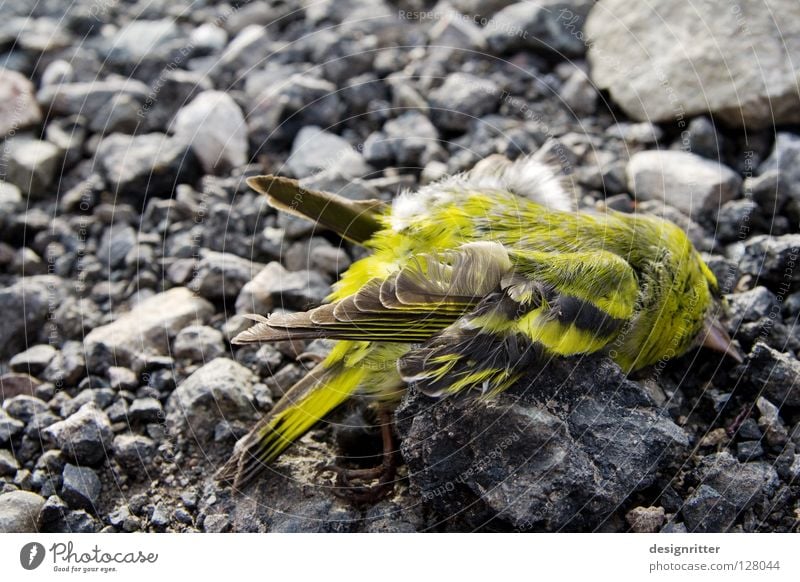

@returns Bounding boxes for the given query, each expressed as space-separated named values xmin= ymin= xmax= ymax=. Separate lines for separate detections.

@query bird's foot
xmin=317 ymin=411 xmax=397 ymax=504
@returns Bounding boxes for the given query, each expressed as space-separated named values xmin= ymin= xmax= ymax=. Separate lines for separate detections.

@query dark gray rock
xmin=0 ymin=450 xmax=19 ymax=477
xmin=113 ymin=434 xmax=156 ymax=471
xmin=627 ymin=150 xmax=741 ymax=221
xmin=0 ymin=276 xmax=66 ymax=359
xmin=726 ymin=287 xmax=779 ymax=328
xmin=428 ymin=73 xmax=499 ymax=132
xmin=97 ymin=225 xmax=137 ymax=268
xmin=758 ymin=132 xmax=800 ymax=201
xmin=738 ymin=234 xmax=800 ymax=285
xmin=484 ymin=1 xmax=594 ymax=57
xmin=173 ymin=325 xmax=226 ymax=363
xmin=189 ymin=250 xmax=261 ymax=300
xmin=82 ymin=287 xmax=213 ymax=372
xmin=247 ymin=75 xmax=346 ymax=148
xmin=745 ymin=343 xmax=800 ymax=407
xmin=37 ymin=78 xmax=150 ymax=120
xmin=209 ymin=24 xmax=272 ymax=88
xmin=682 ymin=485 xmax=738 ymax=533
xmin=236 ymin=261 xmax=331 ymax=314
xmin=39 ymin=495 xmax=68 ymax=525
xmin=397 ymin=356 xmax=689 ymax=531
xmin=0 ymin=490 xmax=45 ymax=532
xmin=679 ymin=117 xmax=723 ymax=160
xmin=60 ymin=464 xmax=101 ymax=511
xmin=287 ymin=126 xmax=370 ymax=179
xmin=43 ymin=403 xmax=113 ymax=466
xmin=9 ymin=344 xmax=57 ymax=376
xmin=166 ymin=358 xmax=257 ymax=443
xmin=0 ymin=408 xmax=24 ymax=444
xmin=756 ymin=397 xmax=789 ymax=447
xmin=128 ymin=398 xmax=163 ymax=424
xmin=693 ymin=452 xmax=779 ymax=515
xmin=0 ymin=68 xmax=41 ymax=137
xmin=383 ymin=111 xmax=441 ymax=167
xmin=736 ymin=441 xmax=764 ymax=462
xmin=4 ymin=137 xmax=61 ymax=197
xmin=3 ymin=395 xmax=49 ymax=422
xmin=106 ymin=366 xmax=138 ymax=391
xmin=174 ymin=91 xmax=248 ymax=174
xmin=95 ymin=132 xmax=199 ymax=201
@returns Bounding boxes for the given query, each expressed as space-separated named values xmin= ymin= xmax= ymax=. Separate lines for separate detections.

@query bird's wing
xmin=398 ymin=249 xmax=640 ymax=397
xmin=232 ymin=241 xmax=514 ymax=344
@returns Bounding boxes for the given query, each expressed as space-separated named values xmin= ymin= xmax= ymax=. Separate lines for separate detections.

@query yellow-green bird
xmin=217 ymin=154 xmax=742 ymax=490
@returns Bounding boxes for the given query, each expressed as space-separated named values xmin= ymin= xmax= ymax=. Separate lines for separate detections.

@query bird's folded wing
xmin=232 ymin=242 xmax=514 ymax=344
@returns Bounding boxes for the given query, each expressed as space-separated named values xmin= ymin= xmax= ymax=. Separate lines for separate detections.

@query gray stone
xmin=113 ymin=434 xmax=156 ymax=471
xmin=0 ymin=408 xmax=24 ymax=444
xmin=236 ymin=261 xmax=330 ymax=314
xmin=3 ymin=395 xmax=48 ymax=423
xmin=173 ymin=325 xmax=226 ymax=363
xmin=174 ymin=91 xmax=248 ymax=174
xmin=43 ymin=341 xmax=86 ymax=388
xmin=398 ymin=356 xmax=688 ymax=530
xmin=587 ymin=0 xmax=800 ymax=129
xmin=484 ymin=1 xmax=594 ymax=57
xmin=9 ymin=344 xmax=57 ymax=376
xmin=210 ymin=25 xmax=272 ymax=88
xmin=60 ymin=464 xmax=101 ymax=511
xmin=37 ymin=78 xmax=150 ymax=120
xmin=140 ymin=69 xmax=212 ymax=133
xmin=128 ymin=398 xmax=163 ymax=424
xmin=166 ymin=358 xmax=257 ymax=442
xmin=428 ymin=73 xmax=499 ymax=132
xmin=383 ymin=111 xmax=441 ymax=167
xmin=247 ymin=75 xmax=346 ymax=147
xmin=627 ymin=150 xmax=742 ymax=220
xmin=98 ymin=225 xmax=137 ymax=268
xmin=0 ymin=68 xmax=41 ymax=137
xmin=106 ymin=366 xmax=137 ymax=391
xmin=189 ymin=251 xmax=261 ymax=300
xmin=40 ymin=60 xmax=73 ymax=87
xmin=95 ymin=132 xmax=199 ymax=200
xmin=39 ymin=495 xmax=68 ymax=525
xmin=82 ymin=287 xmax=213 ymax=371
xmin=738 ymin=234 xmax=800 ymax=285
xmin=756 ymin=397 xmax=789 ymax=447
xmin=43 ymin=403 xmax=113 ymax=465
xmin=726 ymin=287 xmax=779 ymax=329
xmin=694 ymin=452 xmax=779 ymax=513
xmin=0 ymin=490 xmax=45 ymax=532
xmin=4 ymin=137 xmax=62 ymax=197
xmin=0 ymin=450 xmax=19 ymax=477
xmin=88 ymin=94 xmax=141 ymax=135
xmin=105 ymin=19 xmax=181 ymax=64
xmin=759 ymin=133 xmax=800 ymax=201
xmin=560 ymin=68 xmax=597 ymax=116
xmin=287 ymin=126 xmax=370 ymax=179
xmin=682 ymin=485 xmax=738 ymax=533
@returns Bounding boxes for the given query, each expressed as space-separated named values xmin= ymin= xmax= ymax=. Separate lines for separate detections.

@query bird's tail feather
xmin=247 ymin=175 xmax=388 ymax=245
xmin=216 ymin=362 xmax=365 ymax=489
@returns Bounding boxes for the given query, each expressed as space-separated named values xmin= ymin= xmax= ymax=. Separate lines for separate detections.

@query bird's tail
xmin=216 ymin=360 xmax=366 ymax=489
xmin=247 ymin=175 xmax=388 ymax=245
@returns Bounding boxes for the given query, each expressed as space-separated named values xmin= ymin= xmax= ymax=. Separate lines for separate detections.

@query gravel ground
xmin=0 ymin=0 xmax=799 ymax=533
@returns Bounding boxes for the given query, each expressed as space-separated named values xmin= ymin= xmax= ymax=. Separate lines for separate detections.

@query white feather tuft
xmin=390 ymin=155 xmax=574 ymax=231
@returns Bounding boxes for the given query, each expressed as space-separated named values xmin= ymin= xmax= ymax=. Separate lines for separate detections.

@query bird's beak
xmin=701 ymin=320 xmax=745 ymax=363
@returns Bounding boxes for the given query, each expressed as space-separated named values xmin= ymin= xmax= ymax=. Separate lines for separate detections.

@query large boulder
xmin=586 ymin=0 xmax=800 ymax=129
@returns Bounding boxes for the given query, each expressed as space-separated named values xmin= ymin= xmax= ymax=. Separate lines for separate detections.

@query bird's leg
xmin=317 ymin=410 xmax=397 ymax=504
